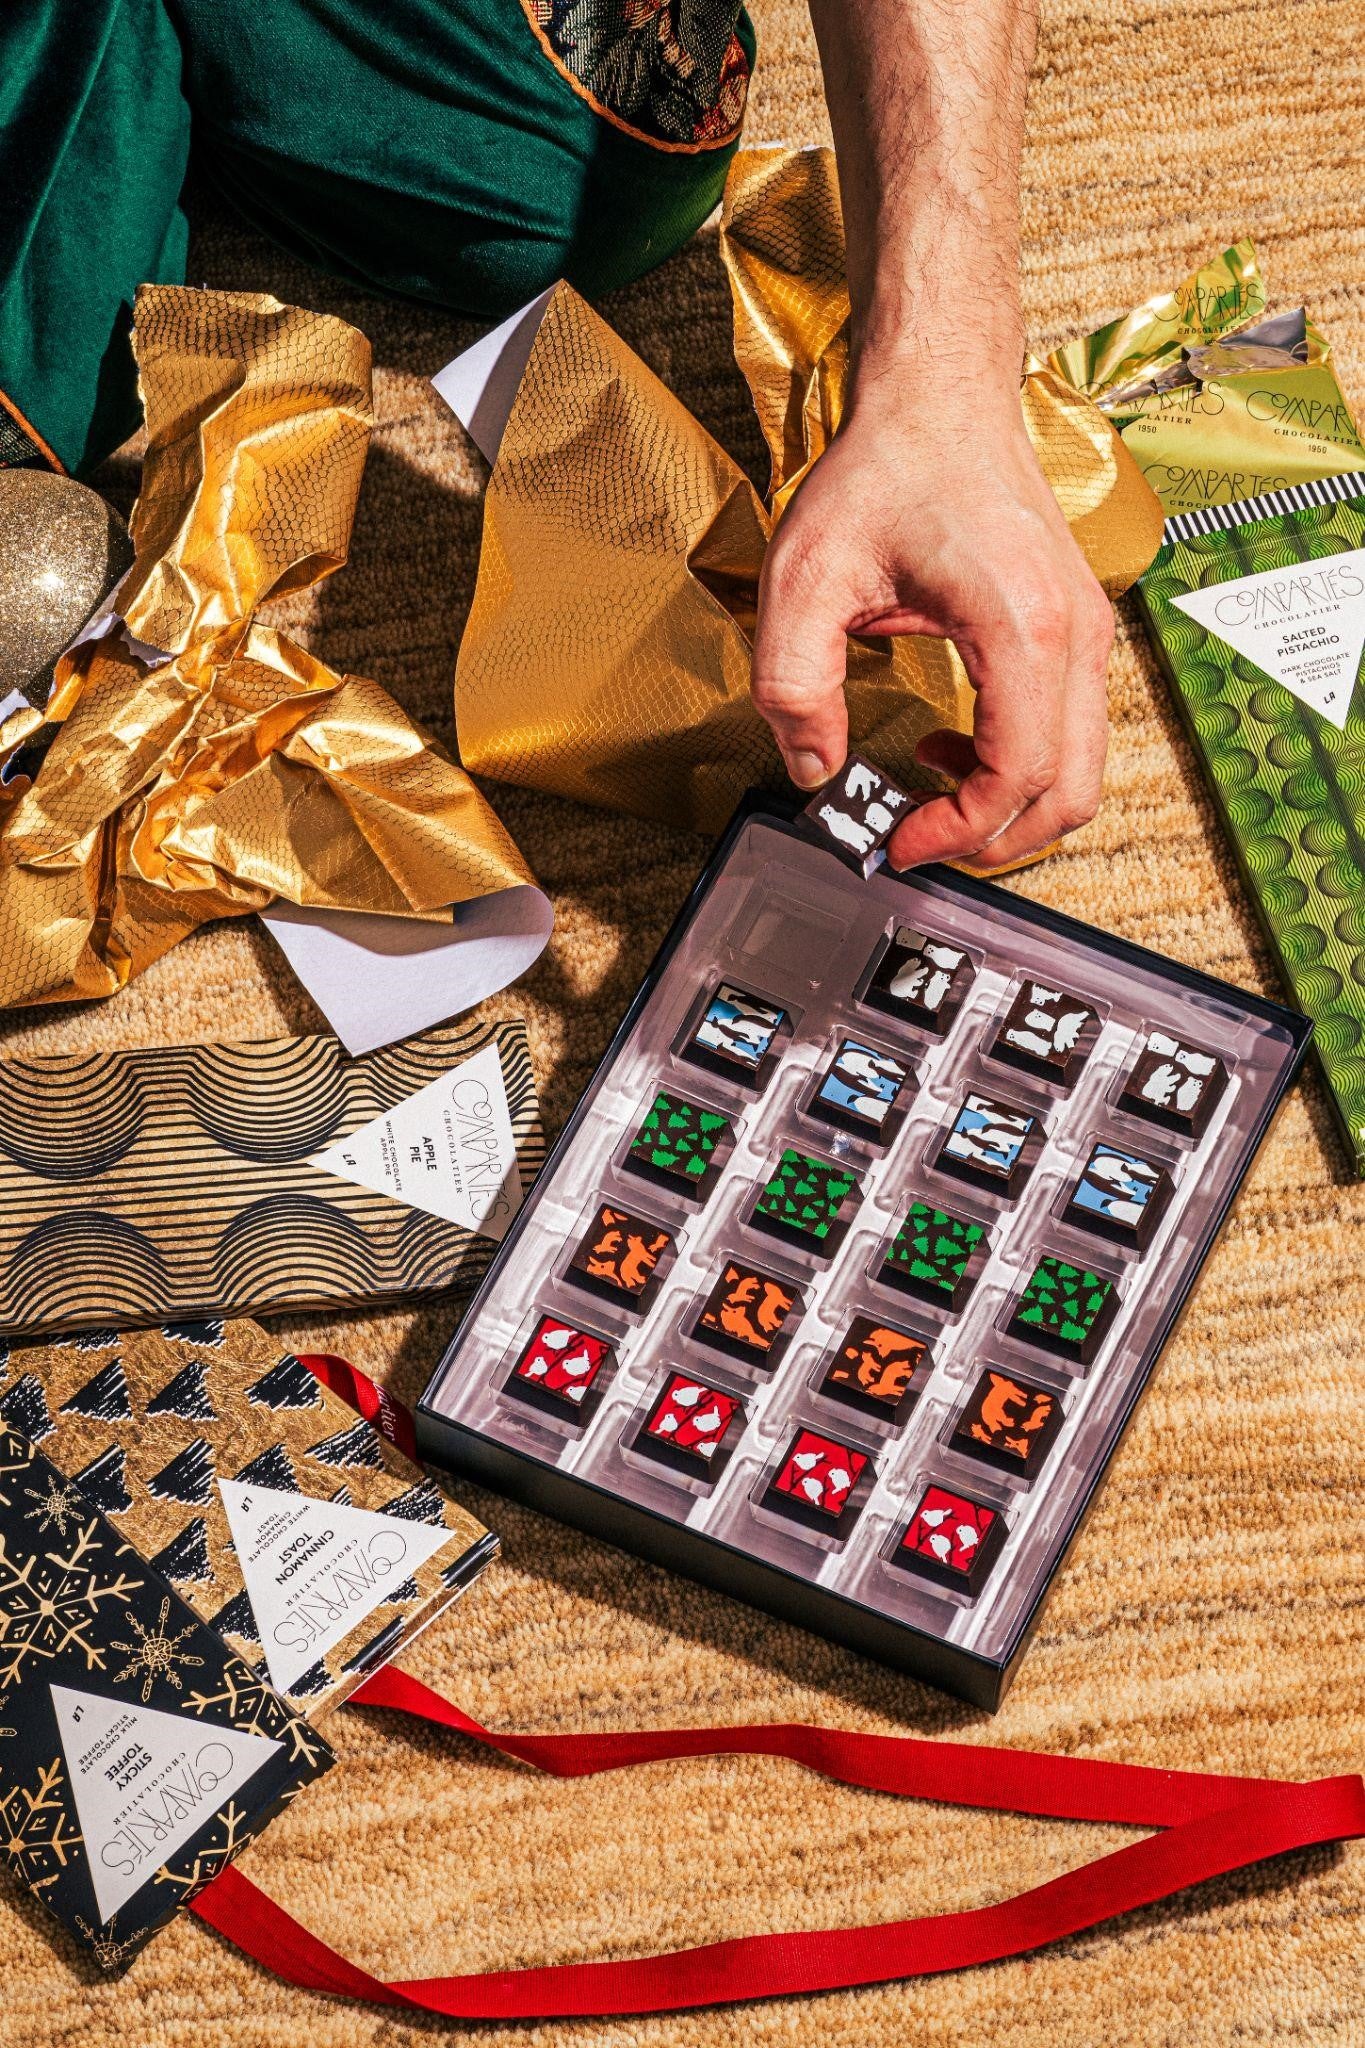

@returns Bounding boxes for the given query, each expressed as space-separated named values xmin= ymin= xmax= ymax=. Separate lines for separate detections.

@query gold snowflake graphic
xmin=0 ymin=1525 xmax=143 ymax=1690
xmin=109 ymin=1597 xmax=205 ymax=1704
xmin=74 ymin=1913 xmax=145 ymax=1970
xmin=156 ymin=1799 xmax=250 ymax=1897
xmin=0 ymin=1757 xmax=82 ymax=1893
xmin=21 ymin=1477 xmax=87 ymax=1539
xmin=186 ymin=1667 xmax=328 ymax=1769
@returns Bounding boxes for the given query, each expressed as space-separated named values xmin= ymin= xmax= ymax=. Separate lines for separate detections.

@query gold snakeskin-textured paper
xmin=0 ymin=1018 xmax=543 ymax=1338
xmin=0 ymin=1319 xmax=494 ymax=1724
xmin=0 ymin=287 xmax=535 ymax=1012
xmin=454 ymin=145 xmax=1166 ymax=836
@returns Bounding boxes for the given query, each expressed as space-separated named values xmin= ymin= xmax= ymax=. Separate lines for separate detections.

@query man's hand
xmin=761 ymin=0 xmax=1116 ymax=870
xmin=752 ymin=386 xmax=1115 ymax=871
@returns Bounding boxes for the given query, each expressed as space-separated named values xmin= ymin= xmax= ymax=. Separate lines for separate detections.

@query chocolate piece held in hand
xmin=626 ymin=1090 xmax=731 ymax=1195
xmin=686 ymin=982 xmax=787 ymax=1086
xmin=1119 ymin=1030 xmax=1228 ymax=1138
xmin=1009 ymin=1254 xmax=1117 ymax=1363
xmin=636 ymin=1371 xmax=744 ymax=1481
xmin=882 ymin=1199 xmax=987 ymax=1310
xmin=937 ymin=1092 xmax=1042 ymax=1197
xmin=803 ymin=756 xmax=910 ymax=875
xmin=752 ymin=1147 xmax=859 ymax=1249
xmin=695 ymin=1259 xmax=802 ymax=1361
xmin=993 ymin=980 xmax=1097 ymax=1085
xmin=863 ymin=927 xmax=974 ymax=1033
xmin=1065 ymin=1140 xmax=1172 ymax=1251
xmin=765 ymin=1427 xmax=869 ymax=1531
xmin=893 ymin=1483 xmax=1006 ymax=1596
xmin=811 ymin=1036 xmax=912 ymax=1138
xmin=821 ymin=1317 xmax=926 ymax=1422
xmin=952 ymin=1369 xmax=1064 ymax=1478
xmin=507 ymin=1314 xmax=613 ymax=1423
xmin=568 ymin=1203 xmax=672 ymax=1309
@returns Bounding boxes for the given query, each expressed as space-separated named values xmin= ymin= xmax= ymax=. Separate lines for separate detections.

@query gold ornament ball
xmin=0 ymin=469 xmax=134 ymax=704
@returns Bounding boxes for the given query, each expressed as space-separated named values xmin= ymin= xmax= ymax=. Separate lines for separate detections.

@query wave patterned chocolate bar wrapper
xmin=0 ymin=1427 xmax=332 ymax=1971
xmin=0 ymin=1022 xmax=543 ymax=1337
xmin=1137 ymin=472 xmax=1365 ymax=1172
xmin=0 ymin=1320 xmax=496 ymax=1721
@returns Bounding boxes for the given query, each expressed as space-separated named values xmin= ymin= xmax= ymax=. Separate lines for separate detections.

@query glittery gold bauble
xmin=0 ymin=470 xmax=133 ymax=704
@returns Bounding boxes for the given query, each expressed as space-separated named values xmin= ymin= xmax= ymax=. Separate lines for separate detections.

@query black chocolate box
xmin=418 ymin=795 xmax=1309 ymax=1709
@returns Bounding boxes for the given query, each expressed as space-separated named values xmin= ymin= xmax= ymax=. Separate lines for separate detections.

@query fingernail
xmin=788 ymin=750 xmax=830 ymax=791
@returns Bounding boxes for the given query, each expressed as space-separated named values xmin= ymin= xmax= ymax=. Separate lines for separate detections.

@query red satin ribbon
xmin=184 ymin=1354 xmax=1365 ymax=2019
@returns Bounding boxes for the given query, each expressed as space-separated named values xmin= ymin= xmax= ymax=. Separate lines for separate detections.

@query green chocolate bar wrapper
xmin=1136 ymin=470 xmax=1365 ymax=1171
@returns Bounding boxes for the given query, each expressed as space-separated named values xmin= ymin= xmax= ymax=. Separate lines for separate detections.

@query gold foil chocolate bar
xmin=0 ymin=1020 xmax=543 ymax=1338
xmin=0 ymin=1319 xmax=495 ymax=1720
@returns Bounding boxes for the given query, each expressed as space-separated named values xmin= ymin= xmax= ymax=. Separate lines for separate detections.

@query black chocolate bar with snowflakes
xmin=0 ymin=1428 xmax=332 ymax=1972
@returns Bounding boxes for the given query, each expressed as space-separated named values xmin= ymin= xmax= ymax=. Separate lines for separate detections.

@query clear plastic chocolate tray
xmin=418 ymin=799 xmax=1310 ymax=1706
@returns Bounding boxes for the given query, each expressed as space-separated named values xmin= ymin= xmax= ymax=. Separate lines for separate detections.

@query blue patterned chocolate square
xmin=938 ymin=1093 xmax=1040 ymax=1196
xmin=813 ymin=1037 xmax=912 ymax=1136
xmin=1065 ymin=1140 xmax=1171 ymax=1251
xmin=687 ymin=982 xmax=786 ymax=1082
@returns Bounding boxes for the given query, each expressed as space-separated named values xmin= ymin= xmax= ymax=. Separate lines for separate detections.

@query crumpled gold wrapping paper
xmin=454 ymin=144 xmax=1167 ymax=835
xmin=0 ymin=287 xmax=534 ymax=1011
xmin=1049 ymin=240 xmax=1365 ymax=514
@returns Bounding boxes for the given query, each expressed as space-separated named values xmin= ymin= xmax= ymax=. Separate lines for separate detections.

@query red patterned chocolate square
xmin=507 ymin=1315 xmax=612 ymax=1423
xmin=766 ymin=1428 xmax=869 ymax=1531
xmin=636 ymin=1372 xmax=744 ymax=1482
xmin=895 ymin=1484 xmax=1004 ymax=1596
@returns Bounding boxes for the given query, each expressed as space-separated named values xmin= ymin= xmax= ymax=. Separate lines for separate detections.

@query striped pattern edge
xmin=1163 ymin=467 xmax=1365 ymax=543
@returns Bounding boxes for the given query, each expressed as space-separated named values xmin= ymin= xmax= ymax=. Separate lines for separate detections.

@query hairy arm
xmin=752 ymin=0 xmax=1114 ymax=869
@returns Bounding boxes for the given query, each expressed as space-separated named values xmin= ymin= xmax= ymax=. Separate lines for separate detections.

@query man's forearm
xmin=807 ymin=0 xmax=1037 ymax=404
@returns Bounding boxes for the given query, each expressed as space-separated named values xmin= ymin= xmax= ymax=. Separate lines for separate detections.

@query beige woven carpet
xmin=4 ymin=0 xmax=1363 ymax=2039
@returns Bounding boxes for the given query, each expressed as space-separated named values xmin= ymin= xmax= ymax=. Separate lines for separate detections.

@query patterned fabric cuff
xmin=0 ymin=386 xmax=64 ymax=471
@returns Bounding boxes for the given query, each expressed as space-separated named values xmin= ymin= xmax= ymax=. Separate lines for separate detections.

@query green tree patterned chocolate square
xmin=882 ymin=1200 xmax=985 ymax=1308
xmin=753 ymin=1148 xmax=858 ymax=1245
xmin=1010 ymin=1256 xmax=1117 ymax=1363
xmin=627 ymin=1091 xmax=731 ymax=1191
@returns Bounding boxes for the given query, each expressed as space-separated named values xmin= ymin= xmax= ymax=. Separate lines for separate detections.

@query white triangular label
xmin=1171 ymin=547 xmax=1365 ymax=730
xmin=217 ymin=1479 xmax=457 ymax=1696
xmin=308 ymin=1039 xmax=522 ymax=1239
xmin=50 ymin=1681 xmax=281 ymax=1924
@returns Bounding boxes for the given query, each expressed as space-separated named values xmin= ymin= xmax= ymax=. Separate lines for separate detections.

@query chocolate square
xmin=635 ymin=1372 xmax=744 ymax=1481
xmin=567 ymin=1203 xmax=673 ymax=1310
xmin=626 ymin=1090 xmax=732 ymax=1196
xmin=992 ymin=981 xmax=1097 ymax=1085
xmin=1064 ymin=1140 xmax=1172 ymax=1251
xmin=764 ymin=1427 xmax=870 ymax=1531
xmin=882 ymin=1200 xmax=987 ymax=1310
xmin=862 ymin=926 xmax=973 ymax=1034
xmin=892 ymin=1483 xmax=1006 ymax=1596
xmin=506 ymin=1315 xmax=613 ymax=1423
xmin=685 ymin=982 xmax=786 ymax=1086
xmin=802 ymin=755 xmax=910 ymax=875
xmin=951 ymin=1369 xmax=1064 ymax=1478
xmin=937 ymin=1093 xmax=1041 ymax=1197
xmin=820 ymin=1317 xmax=926 ymax=1423
xmin=811 ymin=1037 xmax=913 ymax=1139
xmin=751 ymin=1148 xmax=859 ymax=1249
xmin=695 ymin=1260 xmax=802 ymax=1361
xmin=1119 ymin=1030 xmax=1228 ymax=1138
xmin=1009 ymin=1255 xmax=1117 ymax=1363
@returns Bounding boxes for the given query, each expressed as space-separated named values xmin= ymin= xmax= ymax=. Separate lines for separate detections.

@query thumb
xmin=751 ymin=533 xmax=851 ymax=791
